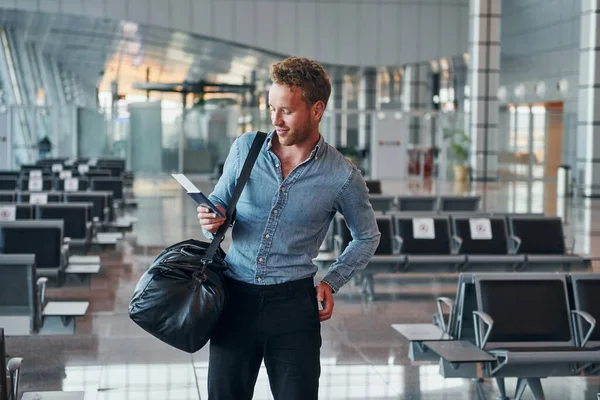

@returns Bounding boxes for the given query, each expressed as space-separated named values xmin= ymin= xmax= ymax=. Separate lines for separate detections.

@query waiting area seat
xmin=0 ymin=220 xmax=67 ymax=280
xmin=334 ymin=215 xmax=405 ymax=299
xmin=0 ymin=254 xmax=89 ymax=336
xmin=367 ymin=194 xmax=396 ymax=213
xmin=0 ymin=220 xmax=100 ymax=286
xmin=394 ymin=215 xmax=466 ymax=272
xmin=35 ymin=203 xmax=94 ymax=249
xmin=316 ymin=213 xmax=591 ymax=300
xmin=509 ymin=215 xmax=588 ymax=268
xmin=452 ymin=215 xmax=525 ymax=270
xmin=392 ymin=272 xmax=600 ymax=400
xmin=397 ymin=196 xmax=438 ymax=212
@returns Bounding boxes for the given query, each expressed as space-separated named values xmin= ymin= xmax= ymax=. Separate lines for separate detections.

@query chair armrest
xmin=103 ymin=207 xmax=110 ymax=224
xmin=36 ymin=277 xmax=48 ymax=307
xmin=571 ymin=310 xmax=596 ymax=347
xmin=451 ymin=235 xmax=463 ymax=254
xmin=393 ymin=235 xmax=403 ymax=254
xmin=7 ymin=357 xmax=23 ymax=400
xmin=509 ymin=235 xmax=521 ymax=253
xmin=86 ymin=221 xmax=93 ymax=241
xmin=472 ymin=311 xmax=494 ymax=348
xmin=436 ymin=296 xmax=455 ymax=333
xmin=61 ymin=241 xmax=70 ymax=270
xmin=36 ymin=277 xmax=48 ymax=331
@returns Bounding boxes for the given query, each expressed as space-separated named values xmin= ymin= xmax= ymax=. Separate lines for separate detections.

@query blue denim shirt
xmin=205 ymin=131 xmax=380 ymax=293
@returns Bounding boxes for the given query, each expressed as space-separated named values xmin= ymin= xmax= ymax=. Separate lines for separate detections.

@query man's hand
xmin=197 ymin=205 xmax=227 ymax=233
xmin=316 ymin=282 xmax=334 ymax=321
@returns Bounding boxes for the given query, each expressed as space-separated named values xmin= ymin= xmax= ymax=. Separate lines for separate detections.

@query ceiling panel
xmin=0 ymin=8 xmax=288 ymax=98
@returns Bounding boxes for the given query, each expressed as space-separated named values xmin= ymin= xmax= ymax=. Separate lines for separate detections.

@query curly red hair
xmin=270 ymin=56 xmax=331 ymax=107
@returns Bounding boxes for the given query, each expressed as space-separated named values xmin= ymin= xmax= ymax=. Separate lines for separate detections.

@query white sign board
xmin=29 ymin=170 xmax=42 ymax=179
xmin=28 ymin=178 xmax=43 ymax=191
xmin=413 ymin=218 xmax=435 ymax=239
xmin=29 ymin=193 xmax=48 ymax=205
xmin=64 ymin=178 xmax=79 ymax=192
xmin=78 ymin=164 xmax=89 ymax=174
xmin=52 ymin=163 xmax=63 ymax=172
xmin=60 ymin=170 xmax=72 ymax=179
xmin=469 ymin=218 xmax=493 ymax=240
xmin=0 ymin=205 xmax=16 ymax=221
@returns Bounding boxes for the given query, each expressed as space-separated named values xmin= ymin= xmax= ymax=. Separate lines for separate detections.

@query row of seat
xmin=316 ymin=213 xmax=590 ymax=299
xmin=393 ymin=272 xmax=600 ymax=400
xmin=27 ymin=156 xmax=130 ymax=181
xmin=0 ymin=189 xmax=127 ymax=222
xmin=0 ymin=202 xmax=100 ymax=248
xmin=367 ymin=194 xmax=481 ymax=213
xmin=0 ymin=176 xmax=125 ymax=200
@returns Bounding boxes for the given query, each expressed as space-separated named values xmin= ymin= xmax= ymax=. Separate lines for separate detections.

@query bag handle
xmin=202 ymin=131 xmax=268 ymax=263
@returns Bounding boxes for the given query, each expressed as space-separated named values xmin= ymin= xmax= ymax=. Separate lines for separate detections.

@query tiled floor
xmin=7 ymin=176 xmax=600 ymax=399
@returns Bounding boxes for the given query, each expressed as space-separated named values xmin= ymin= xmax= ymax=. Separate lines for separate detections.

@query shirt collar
xmin=265 ymin=130 xmax=325 ymax=160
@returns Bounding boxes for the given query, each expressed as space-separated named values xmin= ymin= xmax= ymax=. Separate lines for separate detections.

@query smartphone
xmin=171 ymin=174 xmax=226 ymax=218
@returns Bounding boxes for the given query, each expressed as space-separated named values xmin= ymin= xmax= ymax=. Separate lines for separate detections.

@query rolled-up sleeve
xmin=321 ymin=168 xmax=380 ymax=292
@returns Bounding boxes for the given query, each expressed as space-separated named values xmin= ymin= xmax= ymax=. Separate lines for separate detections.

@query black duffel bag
xmin=128 ymin=132 xmax=267 ymax=353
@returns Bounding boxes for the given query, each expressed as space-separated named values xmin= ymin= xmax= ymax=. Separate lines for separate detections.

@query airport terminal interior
xmin=3 ymin=0 xmax=600 ymax=399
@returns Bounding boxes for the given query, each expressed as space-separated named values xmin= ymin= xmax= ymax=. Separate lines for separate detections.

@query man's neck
xmin=273 ymin=131 xmax=321 ymax=163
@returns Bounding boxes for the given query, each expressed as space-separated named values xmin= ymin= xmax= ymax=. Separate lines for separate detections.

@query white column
xmin=577 ymin=0 xmax=600 ymax=197
xmin=358 ymin=67 xmax=378 ymax=149
xmin=402 ymin=63 xmax=431 ymax=144
xmin=468 ymin=0 xmax=501 ymax=181
xmin=330 ymin=67 xmax=346 ymax=147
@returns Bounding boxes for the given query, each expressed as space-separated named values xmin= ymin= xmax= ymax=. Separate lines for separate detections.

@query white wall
xmin=0 ymin=0 xmax=469 ymax=67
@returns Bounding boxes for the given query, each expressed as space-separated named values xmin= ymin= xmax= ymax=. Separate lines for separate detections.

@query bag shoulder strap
xmin=203 ymin=131 xmax=268 ymax=262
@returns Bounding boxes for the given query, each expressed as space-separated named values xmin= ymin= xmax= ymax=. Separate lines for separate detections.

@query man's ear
xmin=312 ymin=100 xmax=325 ymax=120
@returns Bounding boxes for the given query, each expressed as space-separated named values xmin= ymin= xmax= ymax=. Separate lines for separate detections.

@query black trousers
xmin=208 ymin=277 xmax=322 ymax=400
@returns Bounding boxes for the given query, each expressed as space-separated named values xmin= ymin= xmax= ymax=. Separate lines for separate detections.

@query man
xmin=198 ymin=56 xmax=380 ymax=400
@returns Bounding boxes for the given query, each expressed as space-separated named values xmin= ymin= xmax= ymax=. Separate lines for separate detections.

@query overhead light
xmin=463 ymin=53 xmax=470 ymax=65
xmin=557 ymin=79 xmax=569 ymax=93
xmin=514 ymin=84 xmax=525 ymax=98
xmin=122 ymin=22 xmax=139 ymax=37
xmin=534 ymin=81 xmax=546 ymax=97
xmin=439 ymin=57 xmax=449 ymax=71
xmin=497 ymin=86 xmax=507 ymax=101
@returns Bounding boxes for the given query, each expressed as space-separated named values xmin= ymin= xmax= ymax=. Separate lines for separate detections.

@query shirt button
xmin=257 ymin=277 xmax=262 ymax=282
xmin=275 ymin=164 xmax=279 ymax=168
xmin=281 ymin=188 xmax=285 ymax=192
xmin=259 ymin=257 xmax=263 ymax=262
xmin=273 ymin=210 xmax=278 ymax=214
xmin=265 ymin=234 xmax=270 ymax=238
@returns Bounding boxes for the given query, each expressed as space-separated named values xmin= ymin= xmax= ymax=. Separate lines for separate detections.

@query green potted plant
xmin=443 ymin=128 xmax=471 ymax=182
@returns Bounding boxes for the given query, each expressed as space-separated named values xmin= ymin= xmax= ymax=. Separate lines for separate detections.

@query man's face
xmin=268 ymin=83 xmax=314 ymax=147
